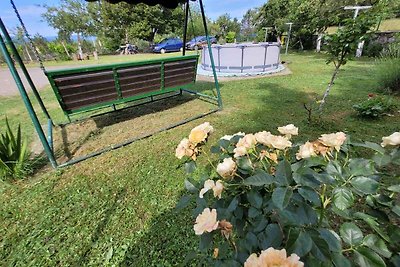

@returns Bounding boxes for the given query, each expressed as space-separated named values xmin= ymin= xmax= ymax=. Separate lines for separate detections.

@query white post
xmin=344 ymin=6 xmax=372 ymax=58
xmin=316 ymin=34 xmax=323 ymax=52
xmin=285 ymin=22 xmax=293 ymax=55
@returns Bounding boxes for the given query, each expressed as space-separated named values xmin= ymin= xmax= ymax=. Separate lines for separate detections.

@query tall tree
xmin=241 ymin=8 xmax=259 ymax=41
xmin=42 ymin=0 xmax=94 ymax=59
xmin=215 ymin=14 xmax=241 ymax=39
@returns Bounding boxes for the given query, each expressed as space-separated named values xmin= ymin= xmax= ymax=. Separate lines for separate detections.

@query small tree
xmin=318 ymin=13 xmax=377 ymax=111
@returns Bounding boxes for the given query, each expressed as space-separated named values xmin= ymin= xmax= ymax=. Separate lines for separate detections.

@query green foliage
xmin=129 ymin=38 xmax=151 ymax=53
xmin=353 ymin=95 xmax=396 ymax=118
xmin=47 ymin=42 xmax=76 ymax=61
xmin=380 ymin=41 xmax=400 ymax=59
xmin=177 ymin=125 xmax=400 ymax=265
xmin=0 ymin=118 xmax=29 ymax=180
xmin=215 ymin=13 xmax=241 ymax=40
xmin=225 ymin=32 xmax=236 ymax=43
xmin=375 ymin=58 xmax=400 ymax=94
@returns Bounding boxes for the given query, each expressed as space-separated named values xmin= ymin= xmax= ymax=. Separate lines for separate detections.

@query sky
xmin=0 ymin=0 xmax=266 ymax=37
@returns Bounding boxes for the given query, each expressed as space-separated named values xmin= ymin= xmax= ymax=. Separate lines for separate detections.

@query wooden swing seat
xmin=46 ymin=54 xmax=199 ymax=118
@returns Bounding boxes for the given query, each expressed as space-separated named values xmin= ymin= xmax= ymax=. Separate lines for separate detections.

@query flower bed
xmin=176 ymin=122 xmax=400 ymax=266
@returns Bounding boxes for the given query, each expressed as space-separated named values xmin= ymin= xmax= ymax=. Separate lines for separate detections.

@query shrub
xmin=375 ymin=58 xmax=400 ymax=94
xmin=226 ymin=32 xmax=236 ymax=43
xmin=175 ymin=122 xmax=400 ymax=266
xmin=380 ymin=42 xmax=400 ymax=59
xmin=0 ymin=119 xmax=30 ymax=180
xmin=353 ymin=94 xmax=396 ymax=118
xmin=129 ymin=38 xmax=151 ymax=53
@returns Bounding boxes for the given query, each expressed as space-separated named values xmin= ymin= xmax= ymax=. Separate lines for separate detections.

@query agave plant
xmin=0 ymin=118 xmax=29 ymax=180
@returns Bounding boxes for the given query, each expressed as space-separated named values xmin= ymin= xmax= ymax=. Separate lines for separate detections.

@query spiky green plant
xmin=0 ymin=118 xmax=30 ymax=180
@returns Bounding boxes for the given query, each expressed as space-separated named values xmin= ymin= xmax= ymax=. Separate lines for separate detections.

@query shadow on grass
xmin=120 ymin=195 xmax=199 ymax=267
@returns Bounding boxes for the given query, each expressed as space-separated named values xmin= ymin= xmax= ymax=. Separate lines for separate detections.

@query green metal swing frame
xmin=0 ymin=0 xmax=222 ymax=168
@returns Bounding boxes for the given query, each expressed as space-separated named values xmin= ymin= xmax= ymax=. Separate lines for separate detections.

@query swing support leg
xmin=0 ymin=25 xmax=57 ymax=168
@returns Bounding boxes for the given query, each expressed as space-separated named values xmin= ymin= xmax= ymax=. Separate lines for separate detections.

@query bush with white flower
xmin=175 ymin=122 xmax=400 ymax=266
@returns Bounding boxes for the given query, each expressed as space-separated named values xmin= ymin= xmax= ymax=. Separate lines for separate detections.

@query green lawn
xmin=327 ymin=18 xmax=400 ymax=33
xmin=0 ymin=52 xmax=399 ymax=266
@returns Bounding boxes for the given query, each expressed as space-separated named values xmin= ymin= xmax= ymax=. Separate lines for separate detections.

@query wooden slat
xmin=117 ymin=65 xmax=160 ymax=78
xmin=164 ymin=59 xmax=197 ymax=69
xmin=165 ymin=76 xmax=194 ymax=88
xmin=64 ymin=93 xmax=117 ymax=110
xmin=121 ymin=83 xmax=161 ymax=98
xmin=119 ymin=73 xmax=161 ymax=85
xmin=164 ymin=66 xmax=195 ymax=76
xmin=62 ymin=87 xmax=117 ymax=103
xmin=58 ymin=80 xmax=116 ymax=96
xmin=53 ymin=71 xmax=114 ymax=87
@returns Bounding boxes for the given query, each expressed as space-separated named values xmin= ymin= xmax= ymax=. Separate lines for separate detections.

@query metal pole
xmin=0 ymin=29 xmax=57 ymax=168
xmin=285 ymin=23 xmax=293 ymax=55
xmin=182 ymin=0 xmax=189 ymax=56
xmin=199 ymin=0 xmax=223 ymax=109
xmin=0 ymin=18 xmax=53 ymax=123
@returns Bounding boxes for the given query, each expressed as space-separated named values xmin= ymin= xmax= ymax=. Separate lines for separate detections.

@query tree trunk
xmin=61 ymin=41 xmax=71 ymax=58
xmin=77 ymin=33 xmax=83 ymax=60
xmin=318 ymin=65 xmax=340 ymax=112
xmin=24 ymin=45 xmax=33 ymax=62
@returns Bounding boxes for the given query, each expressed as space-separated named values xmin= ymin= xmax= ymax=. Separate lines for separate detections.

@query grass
xmin=0 ymin=51 xmax=400 ymax=266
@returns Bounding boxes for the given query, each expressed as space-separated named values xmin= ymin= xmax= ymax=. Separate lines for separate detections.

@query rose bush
xmin=175 ymin=123 xmax=400 ymax=266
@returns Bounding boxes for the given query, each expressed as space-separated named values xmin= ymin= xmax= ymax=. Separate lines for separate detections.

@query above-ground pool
xmin=201 ymin=42 xmax=281 ymax=74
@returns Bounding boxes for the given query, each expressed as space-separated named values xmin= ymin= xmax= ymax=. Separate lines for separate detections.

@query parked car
xmin=152 ymin=38 xmax=183 ymax=53
xmin=185 ymin=36 xmax=217 ymax=50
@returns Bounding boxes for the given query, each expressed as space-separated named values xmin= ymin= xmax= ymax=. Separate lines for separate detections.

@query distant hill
xmin=326 ymin=18 xmax=400 ymax=34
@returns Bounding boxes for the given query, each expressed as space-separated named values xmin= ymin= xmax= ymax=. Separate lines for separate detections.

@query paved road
xmin=1 ymin=65 xmax=86 ymax=97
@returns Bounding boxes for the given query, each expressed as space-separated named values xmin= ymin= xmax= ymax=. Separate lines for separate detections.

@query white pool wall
xmin=201 ymin=42 xmax=281 ymax=73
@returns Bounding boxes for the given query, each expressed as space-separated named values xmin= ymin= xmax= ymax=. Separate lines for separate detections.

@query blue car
xmin=153 ymin=38 xmax=183 ymax=53
xmin=185 ymin=36 xmax=217 ymax=50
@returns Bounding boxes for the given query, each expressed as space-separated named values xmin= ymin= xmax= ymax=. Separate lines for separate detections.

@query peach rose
xmin=278 ymin=124 xmax=299 ymax=139
xmin=199 ymin=179 xmax=216 ymax=198
xmin=269 ymin=135 xmax=292 ymax=150
xmin=244 ymin=248 xmax=303 ymax=267
xmin=319 ymin=132 xmax=346 ymax=151
xmin=244 ymin=253 xmax=260 ymax=267
xmin=175 ymin=138 xmax=194 ymax=159
xmin=296 ymin=141 xmax=317 ymax=160
xmin=237 ymin=134 xmax=257 ymax=148
xmin=255 ymin=131 xmax=274 ymax=146
xmin=213 ymin=180 xmax=224 ymax=199
xmin=381 ymin=132 xmax=400 ymax=147
xmin=217 ymin=158 xmax=237 ymax=179
xmin=194 ymin=208 xmax=219 ymax=235
xmin=199 ymin=179 xmax=224 ymax=199
xmin=218 ymin=219 xmax=233 ymax=239
xmin=188 ymin=122 xmax=214 ymax=144
xmin=234 ymin=146 xmax=248 ymax=158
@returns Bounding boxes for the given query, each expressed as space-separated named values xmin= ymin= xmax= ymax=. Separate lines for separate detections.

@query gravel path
xmin=1 ymin=65 xmax=87 ymax=97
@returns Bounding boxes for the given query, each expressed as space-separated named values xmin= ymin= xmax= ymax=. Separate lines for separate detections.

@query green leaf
xmin=227 ymin=196 xmax=239 ymax=212
xmin=175 ymin=195 xmax=192 ymax=211
xmin=248 ymin=207 xmax=261 ymax=218
xmin=354 ymin=247 xmax=386 ymax=267
xmin=326 ymin=161 xmax=343 ymax=178
xmin=354 ymin=212 xmax=390 ymax=242
xmin=333 ymin=187 xmax=354 ymax=210
xmin=184 ymin=179 xmax=198 ymax=193
xmin=308 ymin=229 xmax=332 ymax=262
xmin=275 ymin=160 xmax=293 ymax=185
xmin=319 ymin=229 xmax=342 ymax=253
xmin=247 ymin=190 xmax=263 ymax=209
xmin=392 ymin=205 xmax=400 ymax=217
xmin=199 ymin=233 xmax=213 ymax=251
xmin=288 ymin=231 xmax=313 ymax=257
xmin=363 ymin=234 xmax=392 ymax=258
xmin=332 ymin=253 xmax=351 ymax=267
xmin=352 ymin=141 xmax=385 ymax=154
xmin=373 ymin=154 xmax=391 ymax=167
xmin=350 ymin=176 xmax=379 ymax=195
xmin=237 ymin=157 xmax=253 ymax=171
xmin=184 ymin=161 xmax=196 ymax=174
xmin=340 ymin=222 xmax=363 ymax=246
xmin=298 ymin=187 xmax=321 ymax=206
xmin=348 ymin=158 xmax=376 ymax=176
xmin=243 ymin=170 xmax=274 ymax=186
xmin=272 ymin=187 xmax=293 ymax=210
xmin=387 ymin=185 xmax=400 ymax=193
xmin=259 ymin=223 xmax=283 ymax=249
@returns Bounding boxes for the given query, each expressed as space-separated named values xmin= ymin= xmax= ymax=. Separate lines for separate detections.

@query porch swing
xmin=0 ymin=0 xmax=222 ymax=168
